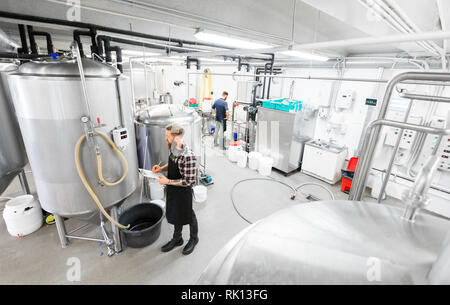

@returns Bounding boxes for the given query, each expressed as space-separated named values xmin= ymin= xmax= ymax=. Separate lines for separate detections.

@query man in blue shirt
xmin=212 ymin=91 xmax=229 ymax=150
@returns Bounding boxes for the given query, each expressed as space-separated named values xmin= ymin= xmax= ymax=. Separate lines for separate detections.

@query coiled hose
xmin=231 ymin=178 xmax=335 ymax=224
xmin=75 ymin=132 xmax=130 ymax=229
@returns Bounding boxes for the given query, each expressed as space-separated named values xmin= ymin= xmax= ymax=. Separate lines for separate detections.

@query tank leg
xmin=99 ymin=212 xmax=115 ymax=256
xmin=110 ymin=206 xmax=123 ymax=254
xmin=18 ymin=169 xmax=31 ymax=194
xmin=54 ymin=214 xmax=69 ymax=248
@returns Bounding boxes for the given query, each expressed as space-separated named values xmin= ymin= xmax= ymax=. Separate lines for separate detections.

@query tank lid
xmin=14 ymin=58 xmax=120 ymax=77
xmin=137 ymin=104 xmax=198 ymax=125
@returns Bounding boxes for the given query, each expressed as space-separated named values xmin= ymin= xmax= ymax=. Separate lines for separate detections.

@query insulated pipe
xmin=0 ymin=11 xmax=233 ymax=50
xmin=17 ymin=24 xmax=28 ymax=54
xmin=73 ymin=28 xmax=98 ymax=58
xmin=27 ymin=25 xmax=54 ymax=54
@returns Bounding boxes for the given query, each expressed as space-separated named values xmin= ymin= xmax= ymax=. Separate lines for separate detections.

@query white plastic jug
xmin=248 ymin=152 xmax=262 ymax=170
xmin=228 ymin=146 xmax=241 ymax=162
xmin=236 ymin=151 xmax=248 ymax=168
xmin=258 ymin=157 xmax=274 ymax=176
xmin=193 ymin=185 xmax=207 ymax=203
xmin=149 ymin=181 xmax=165 ymax=200
xmin=3 ymin=195 xmax=43 ymax=237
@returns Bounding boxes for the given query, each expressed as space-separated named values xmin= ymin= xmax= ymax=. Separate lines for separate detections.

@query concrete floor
xmin=0 ymin=146 xmax=387 ymax=284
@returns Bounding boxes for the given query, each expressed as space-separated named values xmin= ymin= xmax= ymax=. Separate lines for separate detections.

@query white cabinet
xmin=301 ymin=142 xmax=347 ymax=184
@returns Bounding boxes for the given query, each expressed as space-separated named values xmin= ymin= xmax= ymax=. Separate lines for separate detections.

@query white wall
xmin=129 ymin=63 xmax=450 ymax=217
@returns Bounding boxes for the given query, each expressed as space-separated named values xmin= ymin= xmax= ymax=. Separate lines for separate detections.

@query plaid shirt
xmin=170 ymin=144 xmax=197 ymax=187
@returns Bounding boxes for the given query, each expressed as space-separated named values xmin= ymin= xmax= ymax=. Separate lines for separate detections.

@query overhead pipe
xmin=97 ymin=36 xmax=123 ymax=72
xmin=74 ymin=28 xmax=98 ymax=58
xmin=27 ymin=25 xmax=54 ymax=55
xmin=17 ymin=24 xmax=28 ymax=54
xmin=0 ymin=11 xmax=234 ymax=51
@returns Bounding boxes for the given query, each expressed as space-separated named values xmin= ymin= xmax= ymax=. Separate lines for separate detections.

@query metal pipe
xmin=17 ymin=24 xmax=28 ymax=54
xmin=377 ymin=100 xmax=414 ymax=203
xmin=129 ymin=57 xmax=137 ymax=115
xmin=110 ymin=206 xmax=122 ymax=253
xmin=349 ymin=72 xmax=450 ymax=201
xmin=66 ymin=235 xmax=106 ymax=243
xmin=66 ymin=223 xmax=91 ymax=235
xmin=71 ymin=41 xmax=93 ymax=119
xmin=350 ymin=117 xmax=450 ymax=201
xmin=188 ymin=71 xmax=450 ymax=86
xmin=18 ymin=169 xmax=31 ymax=195
xmin=54 ymin=214 xmax=69 ymax=248
xmin=0 ymin=11 xmax=233 ymax=50
xmin=399 ymin=92 xmax=450 ymax=103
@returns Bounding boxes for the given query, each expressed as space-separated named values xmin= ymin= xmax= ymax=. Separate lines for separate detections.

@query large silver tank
xmin=136 ymin=104 xmax=202 ymax=169
xmin=0 ymin=63 xmax=27 ymax=194
xmin=8 ymin=58 xmax=138 ymax=216
xmin=198 ymin=200 xmax=450 ymax=284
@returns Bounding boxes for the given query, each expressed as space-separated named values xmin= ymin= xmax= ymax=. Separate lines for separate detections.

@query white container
xmin=228 ymin=146 xmax=241 ymax=162
xmin=151 ymin=199 xmax=166 ymax=210
xmin=3 ymin=195 xmax=43 ymax=237
xmin=149 ymin=181 xmax=165 ymax=200
xmin=258 ymin=157 xmax=274 ymax=176
xmin=248 ymin=152 xmax=262 ymax=170
xmin=193 ymin=185 xmax=207 ymax=203
xmin=237 ymin=151 xmax=248 ymax=168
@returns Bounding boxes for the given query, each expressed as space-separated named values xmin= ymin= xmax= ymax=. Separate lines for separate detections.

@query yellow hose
xmin=75 ymin=132 xmax=130 ymax=230
xmin=95 ymin=132 xmax=129 ymax=186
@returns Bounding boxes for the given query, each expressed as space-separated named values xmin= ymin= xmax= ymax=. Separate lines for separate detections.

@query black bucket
xmin=119 ymin=203 xmax=165 ymax=248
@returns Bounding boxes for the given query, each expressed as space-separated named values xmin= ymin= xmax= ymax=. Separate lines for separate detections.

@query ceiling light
xmin=280 ymin=50 xmax=329 ymax=62
xmin=194 ymin=30 xmax=273 ymax=50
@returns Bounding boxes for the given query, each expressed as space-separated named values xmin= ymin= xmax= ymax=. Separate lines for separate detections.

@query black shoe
xmin=161 ymin=238 xmax=184 ymax=252
xmin=182 ymin=237 xmax=199 ymax=255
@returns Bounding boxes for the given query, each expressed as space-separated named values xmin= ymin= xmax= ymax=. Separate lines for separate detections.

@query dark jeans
xmin=173 ymin=210 xmax=198 ymax=240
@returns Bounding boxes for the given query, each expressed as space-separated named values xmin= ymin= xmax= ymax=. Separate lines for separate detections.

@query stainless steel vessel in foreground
xmin=198 ymin=200 xmax=450 ymax=284
xmin=136 ymin=104 xmax=202 ymax=169
xmin=8 ymin=58 xmax=139 ymax=216
xmin=0 ymin=63 xmax=27 ymax=194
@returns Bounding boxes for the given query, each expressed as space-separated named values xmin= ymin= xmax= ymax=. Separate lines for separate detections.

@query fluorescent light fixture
xmin=122 ymin=49 xmax=160 ymax=57
xmin=194 ymin=30 xmax=272 ymax=50
xmin=280 ymin=50 xmax=329 ymax=62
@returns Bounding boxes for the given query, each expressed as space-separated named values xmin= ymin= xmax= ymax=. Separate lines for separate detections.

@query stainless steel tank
xmin=8 ymin=58 xmax=138 ymax=216
xmin=136 ymin=104 xmax=202 ymax=169
xmin=0 ymin=63 xmax=27 ymax=195
xmin=198 ymin=200 xmax=450 ymax=284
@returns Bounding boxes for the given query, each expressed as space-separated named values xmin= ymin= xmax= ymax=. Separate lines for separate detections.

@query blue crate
xmin=261 ymin=98 xmax=302 ymax=112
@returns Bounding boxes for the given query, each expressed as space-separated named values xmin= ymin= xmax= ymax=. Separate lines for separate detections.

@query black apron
xmin=165 ymin=153 xmax=193 ymax=225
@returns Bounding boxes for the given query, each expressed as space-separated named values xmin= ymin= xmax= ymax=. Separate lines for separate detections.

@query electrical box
xmin=384 ymin=127 xmax=417 ymax=150
xmin=335 ymin=91 xmax=354 ymax=110
xmin=112 ymin=128 xmax=130 ymax=151
xmin=418 ymin=116 xmax=450 ymax=172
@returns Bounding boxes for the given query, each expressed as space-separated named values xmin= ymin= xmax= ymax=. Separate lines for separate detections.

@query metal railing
xmin=349 ymin=72 xmax=450 ymax=221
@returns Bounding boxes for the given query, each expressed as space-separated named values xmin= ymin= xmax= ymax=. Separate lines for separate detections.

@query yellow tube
xmin=75 ymin=132 xmax=130 ymax=230
xmin=95 ymin=132 xmax=128 ymax=187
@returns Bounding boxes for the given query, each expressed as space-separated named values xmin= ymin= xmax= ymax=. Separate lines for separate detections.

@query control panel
xmin=384 ymin=127 xmax=417 ymax=150
xmin=112 ymin=128 xmax=129 ymax=151
xmin=419 ymin=116 xmax=450 ymax=172
xmin=438 ymin=136 xmax=450 ymax=172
